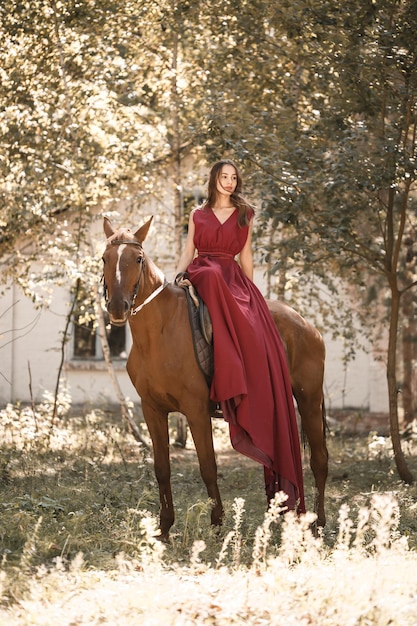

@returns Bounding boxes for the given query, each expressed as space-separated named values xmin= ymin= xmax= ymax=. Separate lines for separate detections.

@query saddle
xmin=175 ymin=273 xmax=214 ymax=386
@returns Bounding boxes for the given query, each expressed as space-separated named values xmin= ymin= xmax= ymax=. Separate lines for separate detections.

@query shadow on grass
xmin=1 ymin=414 xmax=417 ymax=574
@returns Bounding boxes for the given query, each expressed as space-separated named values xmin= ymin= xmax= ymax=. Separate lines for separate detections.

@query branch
xmin=0 ymin=311 xmax=42 ymax=351
xmin=51 ymin=281 xmax=80 ymax=426
xmin=49 ymin=0 xmax=90 ymax=415
xmin=401 ymin=279 xmax=417 ymax=295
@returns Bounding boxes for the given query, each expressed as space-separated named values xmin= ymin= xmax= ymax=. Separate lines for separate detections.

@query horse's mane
xmin=108 ymin=228 xmax=136 ymax=243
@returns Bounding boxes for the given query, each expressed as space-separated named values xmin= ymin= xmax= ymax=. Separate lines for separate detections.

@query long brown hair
xmin=201 ymin=159 xmax=255 ymax=227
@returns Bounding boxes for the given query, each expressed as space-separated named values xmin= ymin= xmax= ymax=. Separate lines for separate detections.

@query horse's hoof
xmin=155 ymin=531 xmax=171 ymax=544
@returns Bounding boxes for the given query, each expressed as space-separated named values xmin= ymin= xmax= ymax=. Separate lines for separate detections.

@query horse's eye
xmin=136 ymin=256 xmax=142 ymax=263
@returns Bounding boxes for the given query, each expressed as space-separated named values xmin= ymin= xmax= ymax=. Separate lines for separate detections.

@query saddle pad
xmin=184 ymin=286 xmax=214 ymax=385
xmin=175 ymin=273 xmax=214 ymax=385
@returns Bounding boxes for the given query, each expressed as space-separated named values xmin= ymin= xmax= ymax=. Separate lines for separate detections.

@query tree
xmin=2 ymin=0 xmax=416 ymax=484
xmin=255 ymin=0 xmax=417 ymax=482
xmin=187 ymin=0 xmax=417 ymax=481
xmin=0 ymin=0 xmax=170 ymax=413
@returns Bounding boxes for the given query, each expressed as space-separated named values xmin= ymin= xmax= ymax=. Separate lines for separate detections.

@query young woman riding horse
xmin=102 ymin=161 xmax=328 ymax=539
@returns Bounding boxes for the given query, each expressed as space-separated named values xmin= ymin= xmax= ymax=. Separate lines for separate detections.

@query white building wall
xmin=0 ymin=217 xmax=389 ymax=413
xmin=252 ymin=268 xmax=389 ymax=414
xmin=322 ymin=333 xmax=388 ymax=411
xmin=64 ymin=365 xmax=137 ymax=406
xmin=369 ymin=357 xmax=390 ymax=413
xmin=0 ymin=285 xmax=139 ymax=406
xmin=0 ymin=287 xmax=14 ymax=403
xmin=1 ymin=286 xmax=57 ymax=404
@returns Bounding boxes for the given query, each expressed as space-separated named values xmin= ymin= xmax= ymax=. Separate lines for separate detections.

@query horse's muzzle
xmin=106 ymin=298 xmax=130 ymax=325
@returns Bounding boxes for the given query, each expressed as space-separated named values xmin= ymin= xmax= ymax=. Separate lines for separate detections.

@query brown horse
xmin=102 ymin=217 xmax=328 ymax=538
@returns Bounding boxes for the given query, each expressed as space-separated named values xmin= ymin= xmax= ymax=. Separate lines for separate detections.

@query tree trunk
xmin=401 ymin=290 xmax=416 ymax=426
xmin=170 ymin=30 xmax=188 ymax=448
xmin=387 ymin=285 xmax=413 ymax=483
xmin=171 ymin=31 xmax=182 ymax=264
xmin=51 ymin=280 xmax=80 ymax=426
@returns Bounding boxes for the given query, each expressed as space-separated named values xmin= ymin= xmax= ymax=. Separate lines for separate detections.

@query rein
xmin=104 ymin=238 xmax=168 ymax=315
xmin=130 ymin=279 xmax=169 ymax=315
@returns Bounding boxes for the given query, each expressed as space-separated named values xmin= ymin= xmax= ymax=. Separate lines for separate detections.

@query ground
xmin=1 ymin=403 xmax=417 ymax=624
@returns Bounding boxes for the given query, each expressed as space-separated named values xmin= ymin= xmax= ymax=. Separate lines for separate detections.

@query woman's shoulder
xmin=189 ymin=206 xmax=205 ymax=228
xmin=192 ymin=205 xmax=209 ymax=218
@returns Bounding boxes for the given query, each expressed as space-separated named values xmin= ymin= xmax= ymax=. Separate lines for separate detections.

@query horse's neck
xmin=128 ymin=258 xmax=178 ymax=336
xmin=144 ymin=257 xmax=165 ymax=295
xmin=128 ymin=257 xmax=167 ymax=334
xmin=128 ymin=283 xmax=170 ymax=352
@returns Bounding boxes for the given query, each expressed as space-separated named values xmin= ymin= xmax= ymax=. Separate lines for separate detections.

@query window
xmin=182 ymin=191 xmax=205 ymax=234
xmin=105 ymin=315 xmax=127 ymax=358
xmin=73 ymin=313 xmax=96 ymax=358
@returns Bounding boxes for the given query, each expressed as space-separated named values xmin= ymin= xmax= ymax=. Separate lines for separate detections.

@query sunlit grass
xmin=1 ymin=396 xmax=417 ymax=623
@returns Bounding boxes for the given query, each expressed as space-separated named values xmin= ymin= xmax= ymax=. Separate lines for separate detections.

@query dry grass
xmin=1 ymin=396 xmax=417 ymax=624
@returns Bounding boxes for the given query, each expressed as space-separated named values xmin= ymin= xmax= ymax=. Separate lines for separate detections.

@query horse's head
xmin=102 ymin=216 xmax=154 ymax=325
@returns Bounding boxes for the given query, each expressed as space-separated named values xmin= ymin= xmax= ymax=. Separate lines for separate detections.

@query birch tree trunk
xmin=170 ymin=29 xmax=188 ymax=448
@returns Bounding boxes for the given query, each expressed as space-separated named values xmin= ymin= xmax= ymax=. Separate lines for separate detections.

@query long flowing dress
xmin=186 ymin=207 xmax=305 ymax=514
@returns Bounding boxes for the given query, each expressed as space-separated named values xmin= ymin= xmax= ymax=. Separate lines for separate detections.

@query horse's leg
xmin=295 ymin=389 xmax=328 ymax=527
xmin=141 ymin=401 xmax=174 ymax=539
xmin=186 ymin=410 xmax=223 ymax=527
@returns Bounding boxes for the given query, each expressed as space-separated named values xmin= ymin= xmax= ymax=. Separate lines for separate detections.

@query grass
xmin=1 ymin=395 xmax=417 ymax=624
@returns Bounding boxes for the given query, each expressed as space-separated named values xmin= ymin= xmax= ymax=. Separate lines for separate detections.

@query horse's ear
xmin=134 ymin=216 xmax=153 ymax=244
xmin=103 ymin=216 xmax=115 ymax=238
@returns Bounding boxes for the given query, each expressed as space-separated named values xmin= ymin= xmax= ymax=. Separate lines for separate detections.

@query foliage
xmin=2 ymin=1 xmax=416 ymax=294
xmin=0 ymin=388 xmax=71 ymax=451
xmin=1 ymin=1 xmax=417 ymax=474
xmin=1 ymin=401 xmax=417 ymax=623
xmin=2 ymin=1 xmax=416 ymax=311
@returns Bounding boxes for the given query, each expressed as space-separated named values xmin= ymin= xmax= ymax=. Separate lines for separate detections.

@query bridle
xmin=102 ymin=239 xmax=168 ymax=315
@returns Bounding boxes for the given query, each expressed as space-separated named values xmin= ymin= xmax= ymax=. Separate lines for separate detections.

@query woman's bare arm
xmin=175 ymin=210 xmax=197 ymax=275
xmin=239 ymin=217 xmax=254 ymax=281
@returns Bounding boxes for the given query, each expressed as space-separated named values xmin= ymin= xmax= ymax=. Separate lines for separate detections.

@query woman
xmin=176 ymin=159 xmax=305 ymax=514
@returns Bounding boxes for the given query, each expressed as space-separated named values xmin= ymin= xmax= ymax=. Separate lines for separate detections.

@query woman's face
xmin=216 ymin=164 xmax=237 ymax=198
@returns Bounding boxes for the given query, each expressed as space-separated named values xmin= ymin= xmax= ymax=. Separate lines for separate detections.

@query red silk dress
xmin=186 ymin=207 xmax=305 ymax=514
